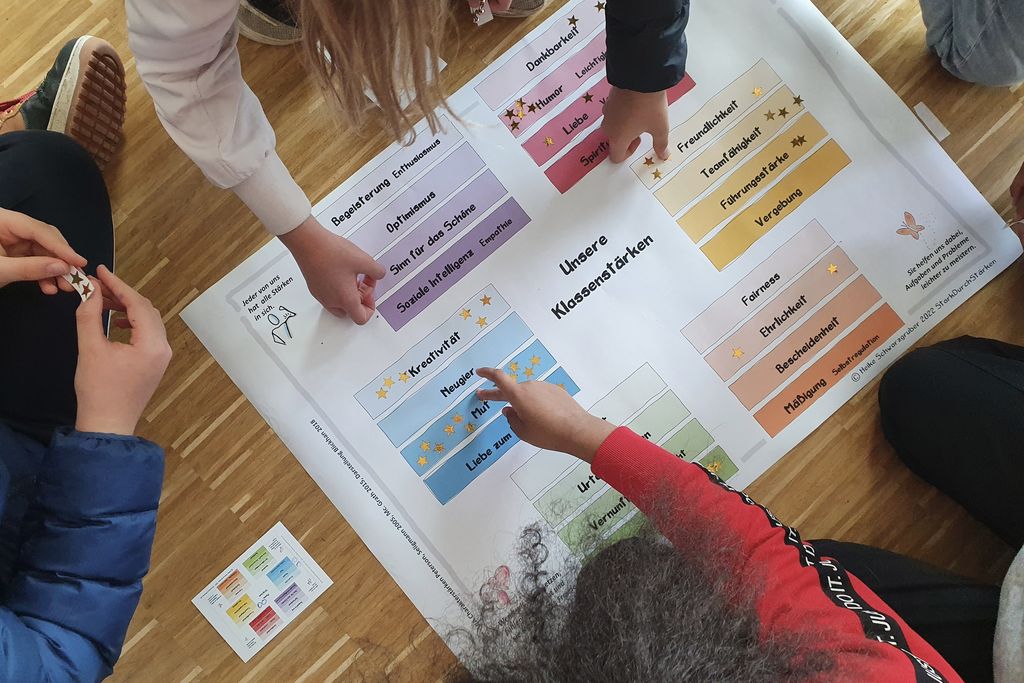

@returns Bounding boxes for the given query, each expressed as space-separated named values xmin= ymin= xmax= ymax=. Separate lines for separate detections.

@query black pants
xmin=811 ymin=336 xmax=1024 ymax=683
xmin=0 ymin=131 xmax=114 ymax=443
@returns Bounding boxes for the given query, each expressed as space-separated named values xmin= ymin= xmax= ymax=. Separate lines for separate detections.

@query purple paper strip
xmin=376 ymin=170 xmax=508 ymax=298
xmin=379 ymin=197 xmax=530 ymax=330
xmin=318 ymin=118 xmax=462 ymax=231
xmin=347 ymin=143 xmax=485 ymax=257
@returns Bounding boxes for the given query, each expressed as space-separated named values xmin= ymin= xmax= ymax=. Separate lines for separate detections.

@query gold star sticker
xmin=453 ymin=414 xmax=464 ymax=423
xmin=504 ymin=109 xmax=516 ymax=120
xmin=732 ymin=348 xmax=744 ymax=359
xmin=444 ymin=424 xmax=455 ymax=436
xmin=399 ymin=371 xmax=411 ymax=383
xmin=515 ymin=111 xmax=524 ymax=120
xmin=556 ymin=383 xmax=567 ymax=391
xmin=508 ymin=372 xmax=518 ymax=381
xmin=418 ymin=456 xmax=428 ymax=467
xmin=706 ymin=461 xmax=722 ymax=474
xmin=435 ymin=443 xmax=445 ymax=453
xmin=753 ymin=87 xmax=763 ymax=97
xmin=383 ymin=377 xmax=395 ymax=388
xmin=516 ymin=98 xmax=525 ymax=109
xmin=595 ymin=1 xmax=605 ymax=10
xmin=376 ymin=388 xmax=388 ymax=399
xmin=421 ymin=441 xmax=430 ymax=451
xmin=643 ymin=156 xmax=654 ymax=166
xmin=481 ymin=295 xmax=492 ymax=305
xmin=791 ymin=135 xmax=807 ymax=147
xmin=466 ymin=423 xmax=477 ymax=433
xmin=652 ymin=169 xmax=662 ymax=180
xmin=509 ymin=361 xmax=519 ymax=373
xmin=583 ymin=92 xmax=593 ymax=103
xmin=70 ymin=271 xmax=85 ymax=286
xmin=765 ymin=110 xmax=776 ymax=121
xmin=827 ymin=263 xmax=839 ymax=275
xmin=81 ymin=282 xmax=93 ymax=297
xmin=476 ymin=317 xmax=488 ymax=328
xmin=528 ymin=103 xmax=537 ymax=113
xmin=544 ymin=136 xmax=554 ymax=146
xmin=460 ymin=308 xmax=471 ymax=320
xmin=568 ymin=15 xmax=578 ymax=27
xmin=778 ymin=108 xmax=789 ymax=119
xmin=524 ymin=367 xmax=534 ymax=378
xmin=793 ymin=95 xmax=804 ymax=107
xmin=530 ymin=355 xmax=541 ymax=366
xmin=510 ymin=120 xmax=520 ymax=131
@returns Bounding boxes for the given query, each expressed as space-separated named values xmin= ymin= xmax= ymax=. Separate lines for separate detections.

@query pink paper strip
xmin=474 ymin=0 xmax=602 ymax=109
xmin=499 ymin=31 xmax=607 ymax=136
xmin=542 ymin=75 xmax=696 ymax=194
xmin=522 ymin=78 xmax=611 ymax=164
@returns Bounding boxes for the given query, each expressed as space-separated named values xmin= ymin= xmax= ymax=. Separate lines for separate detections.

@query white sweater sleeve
xmin=126 ymin=0 xmax=312 ymax=235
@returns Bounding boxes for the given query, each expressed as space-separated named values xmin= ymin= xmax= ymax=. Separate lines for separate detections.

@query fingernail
xmin=48 ymin=262 xmax=68 ymax=276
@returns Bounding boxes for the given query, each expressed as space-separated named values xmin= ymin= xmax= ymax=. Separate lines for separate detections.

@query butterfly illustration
xmin=481 ymin=565 xmax=511 ymax=606
xmin=897 ymin=212 xmax=926 ymax=240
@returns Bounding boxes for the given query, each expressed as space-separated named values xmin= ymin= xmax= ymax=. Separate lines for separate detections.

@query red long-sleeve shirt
xmin=592 ymin=427 xmax=959 ymax=683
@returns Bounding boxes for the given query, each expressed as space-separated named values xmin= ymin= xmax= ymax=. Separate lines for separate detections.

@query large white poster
xmin=182 ymin=0 xmax=1021 ymax=645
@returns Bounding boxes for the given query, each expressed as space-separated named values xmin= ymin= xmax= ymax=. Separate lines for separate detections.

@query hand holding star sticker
xmin=0 ymin=207 xmax=87 ymax=294
xmin=73 ymin=265 xmax=172 ymax=436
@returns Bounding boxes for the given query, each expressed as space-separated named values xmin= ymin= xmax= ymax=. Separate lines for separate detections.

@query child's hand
xmin=475 ymin=367 xmax=615 ymax=462
xmin=0 ymin=208 xmax=86 ymax=293
xmin=74 ymin=266 xmax=172 ymax=436
xmin=602 ymin=86 xmax=670 ymax=163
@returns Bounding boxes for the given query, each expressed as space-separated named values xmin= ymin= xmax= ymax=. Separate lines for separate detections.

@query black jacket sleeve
xmin=605 ymin=0 xmax=690 ymax=92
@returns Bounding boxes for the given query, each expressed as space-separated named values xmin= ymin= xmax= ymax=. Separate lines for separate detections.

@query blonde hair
xmin=292 ymin=0 xmax=454 ymax=143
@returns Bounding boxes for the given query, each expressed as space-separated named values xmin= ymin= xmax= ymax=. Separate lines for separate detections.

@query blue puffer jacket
xmin=0 ymin=422 xmax=163 ymax=682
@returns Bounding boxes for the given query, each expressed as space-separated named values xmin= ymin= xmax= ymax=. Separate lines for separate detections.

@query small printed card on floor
xmin=192 ymin=522 xmax=333 ymax=662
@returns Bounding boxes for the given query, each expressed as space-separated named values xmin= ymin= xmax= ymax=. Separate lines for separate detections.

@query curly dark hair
xmin=446 ymin=520 xmax=835 ymax=682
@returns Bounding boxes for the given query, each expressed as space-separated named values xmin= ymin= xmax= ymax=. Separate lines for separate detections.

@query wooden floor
xmin=4 ymin=0 xmax=1024 ymax=680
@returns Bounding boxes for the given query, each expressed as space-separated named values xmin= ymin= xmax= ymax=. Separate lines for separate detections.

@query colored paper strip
xmin=378 ymin=313 xmax=532 ymax=446
xmin=320 ymin=117 xmax=462 ymax=231
xmin=699 ymin=446 xmax=738 ymax=481
xmin=376 ymin=170 xmax=508 ymax=298
xmin=558 ymin=486 xmax=634 ymax=554
xmin=379 ymin=197 xmax=531 ymax=329
xmin=355 ymin=285 xmax=510 ymax=418
xmin=347 ymin=143 xmax=485 ymax=257
xmin=705 ymin=247 xmax=856 ymax=381
xmin=662 ymin=419 xmax=714 ymax=462
xmin=753 ymin=305 xmax=904 ymax=437
xmin=425 ymin=367 xmax=579 ymax=504
xmin=474 ymin=0 xmax=603 ymax=109
xmin=544 ymin=75 xmax=695 ymax=193
xmin=701 ymin=140 xmax=851 ymax=270
xmin=677 ymin=113 xmax=824 ymax=242
xmin=522 ymin=78 xmax=611 ymax=164
xmin=534 ymin=460 xmax=599 ymax=527
xmin=730 ymin=275 xmax=882 ymax=409
xmin=399 ymin=338 xmax=557 ymax=474
xmin=500 ymin=31 xmax=607 ymax=136
xmin=625 ymin=391 xmax=690 ymax=444
xmin=653 ymin=86 xmax=801 ymax=215
xmin=631 ymin=60 xmax=782 ymax=187
xmin=682 ymin=220 xmax=833 ymax=353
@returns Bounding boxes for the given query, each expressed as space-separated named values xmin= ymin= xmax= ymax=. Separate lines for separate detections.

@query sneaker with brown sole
xmin=4 ymin=36 xmax=127 ymax=168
